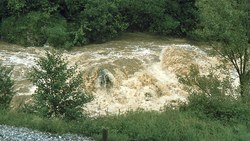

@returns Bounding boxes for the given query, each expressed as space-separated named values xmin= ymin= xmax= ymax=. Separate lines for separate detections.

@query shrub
xmin=80 ymin=0 xmax=128 ymax=43
xmin=0 ymin=63 xmax=15 ymax=109
xmin=43 ymin=15 xmax=72 ymax=48
xmin=117 ymin=0 xmax=197 ymax=36
xmin=29 ymin=50 xmax=93 ymax=120
xmin=1 ymin=12 xmax=48 ymax=46
xmin=178 ymin=65 xmax=250 ymax=122
xmin=66 ymin=23 xmax=88 ymax=47
xmin=117 ymin=0 xmax=169 ymax=32
xmin=1 ymin=12 xmax=74 ymax=48
xmin=150 ymin=15 xmax=180 ymax=35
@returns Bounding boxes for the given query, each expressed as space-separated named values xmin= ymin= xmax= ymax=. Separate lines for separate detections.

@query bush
xmin=150 ymin=15 xmax=180 ymax=35
xmin=0 ymin=63 xmax=15 ymax=109
xmin=1 ymin=12 xmax=48 ymax=46
xmin=43 ymin=15 xmax=72 ymax=48
xmin=178 ymin=65 xmax=250 ymax=122
xmin=1 ymin=12 xmax=74 ymax=48
xmin=29 ymin=50 xmax=93 ymax=120
xmin=80 ymin=0 xmax=127 ymax=43
xmin=117 ymin=0 xmax=197 ymax=36
xmin=117 ymin=0 xmax=160 ymax=32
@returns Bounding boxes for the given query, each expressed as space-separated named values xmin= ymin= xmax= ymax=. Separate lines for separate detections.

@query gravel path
xmin=0 ymin=125 xmax=94 ymax=141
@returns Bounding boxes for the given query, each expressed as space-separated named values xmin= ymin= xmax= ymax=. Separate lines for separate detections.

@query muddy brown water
xmin=0 ymin=33 xmax=238 ymax=117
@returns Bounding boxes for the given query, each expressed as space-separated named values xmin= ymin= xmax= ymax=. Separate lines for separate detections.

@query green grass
xmin=0 ymin=108 xmax=249 ymax=141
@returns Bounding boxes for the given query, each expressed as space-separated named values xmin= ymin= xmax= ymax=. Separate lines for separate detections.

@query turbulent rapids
xmin=0 ymin=33 xmax=237 ymax=117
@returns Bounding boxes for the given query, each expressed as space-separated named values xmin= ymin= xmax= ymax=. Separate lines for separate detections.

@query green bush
xmin=0 ymin=63 xmax=15 ymax=109
xmin=117 ymin=0 xmax=197 ymax=36
xmin=1 ymin=12 xmax=48 ymax=46
xmin=150 ymin=15 xmax=180 ymax=35
xmin=43 ymin=15 xmax=72 ymax=48
xmin=46 ymin=26 xmax=69 ymax=48
xmin=29 ymin=50 xmax=93 ymax=120
xmin=117 ymin=0 xmax=160 ymax=31
xmin=80 ymin=0 xmax=127 ymax=43
xmin=178 ymin=65 xmax=250 ymax=122
xmin=1 ymin=12 xmax=74 ymax=48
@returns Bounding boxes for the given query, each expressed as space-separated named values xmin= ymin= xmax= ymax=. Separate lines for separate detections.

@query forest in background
xmin=0 ymin=0 xmax=198 ymax=48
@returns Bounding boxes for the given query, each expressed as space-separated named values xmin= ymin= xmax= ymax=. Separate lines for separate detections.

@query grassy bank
xmin=0 ymin=109 xmax=249 ymax=141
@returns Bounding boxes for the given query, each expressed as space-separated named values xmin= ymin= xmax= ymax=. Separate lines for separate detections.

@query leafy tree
xmin=1 ymin=11 xmax=72 ymax=48
xmin=7 ymin=0 xmax=59 ymax=16
xmin=0 ymin=0 xmax=9 ymax=38
xmin=194 ymin=0 xmax=250 ymax=101
xmin=2 ymin=12 xmax=49 ymax=46
xmin=177 ymin=0 xmax=198 ymax=36
xmin=80 ymin=0 xmax=127 ymax=43
xmin=0 ymin=63 xmax=15 ymax=109
xmin=30 ymin=50 xmax=93 ymax=120
xmin=117 ymin=0 xmax=161 ymax=32
xmin=7 ymin=0 xmax=26 ymax=16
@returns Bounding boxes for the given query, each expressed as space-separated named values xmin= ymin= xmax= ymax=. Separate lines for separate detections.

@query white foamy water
xmin=0 ymin=34 xmax=239 ymax=116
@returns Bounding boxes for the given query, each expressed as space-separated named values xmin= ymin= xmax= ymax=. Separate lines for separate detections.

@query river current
xmin=0 ymin=33 xmax=238 ymax=117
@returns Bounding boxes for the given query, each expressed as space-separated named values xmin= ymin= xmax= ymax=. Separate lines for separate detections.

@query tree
xmin=30 ymin=50 xmax=93 ymax=120
xmin=0 ymin=63 xmax=15 ymax=109
xmin=194 ymin=0 xmax=250 ymax=101
xmin=80 ymin=0 xmax=127 ymax=43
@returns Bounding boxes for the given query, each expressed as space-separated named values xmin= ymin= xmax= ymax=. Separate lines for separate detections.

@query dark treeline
xmin=0 ymin=0 xmax=197 ymax=48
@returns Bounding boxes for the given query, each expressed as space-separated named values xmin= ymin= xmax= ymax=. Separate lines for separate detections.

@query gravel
xmin=0 ymin=125 xmax=94 ymax=141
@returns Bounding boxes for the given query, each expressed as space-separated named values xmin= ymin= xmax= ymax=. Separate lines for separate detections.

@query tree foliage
xmin=178 ymin=65 xmax=250 ymax=121
xmin=194 ymin=0 xmax=250 ymax=101
xmin=30 ymin=50 xmax=93 ymax=120
xmin=0 ymin=63 xmax=15 ymax=109
xmin=80 ymin=0 xmax=128 ymax=43
xmin=0 ymin=0 xmax=198 ymax=48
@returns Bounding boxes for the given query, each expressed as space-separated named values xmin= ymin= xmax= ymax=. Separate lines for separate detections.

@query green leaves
xmin=0 ymin=63 xmax=15 ymax=109
xmin=30 ymin=50 xmax=93 ymax=120
xmin=80 ymin=0 xmax=127 ymax=43
xmin=194 ymin=0 xmax=250 ymax=100
xmin=7 ymin=0 xmax=26 ymax=15
xmin=1 ymin=0 xmax=199 ymax=47
xmin=178 ymin=65 xmax=249 ymax=121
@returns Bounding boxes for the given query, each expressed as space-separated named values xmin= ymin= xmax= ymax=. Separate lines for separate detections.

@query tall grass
xmin=0 ymin=108 xmax=249 ymax=141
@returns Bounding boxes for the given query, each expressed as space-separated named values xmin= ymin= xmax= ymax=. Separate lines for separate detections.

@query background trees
xmin=0 ymin=0 xmax=198 ymax=48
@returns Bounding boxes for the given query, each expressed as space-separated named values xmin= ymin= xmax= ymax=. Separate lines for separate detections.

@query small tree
xmin=30 ymin=50 xmax=92 ymax=120
xmin=0 ymin=63 xmax=15 ymax=109
xmin=194 ymin=0 xmax=249 ymax=102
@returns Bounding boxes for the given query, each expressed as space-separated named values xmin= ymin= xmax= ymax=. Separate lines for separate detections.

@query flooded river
xmin=0 ymin=33 xmax=237 ymax=116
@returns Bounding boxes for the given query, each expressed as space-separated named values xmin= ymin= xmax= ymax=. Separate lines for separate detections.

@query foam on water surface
xmin=0 ymin=35 xmax=239 ymax=116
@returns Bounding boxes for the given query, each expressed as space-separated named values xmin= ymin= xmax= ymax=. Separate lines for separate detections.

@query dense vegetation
xmin=27 ymin=50 xmax=93 ymax=120
xmin=0 ymin=0 xmax=249 ymax=140
xmin=193 ymin=0 xmax=249 ymax=101
xmin=0 ymin=107 xmax=250 ymax=141
xmin=0 ymin=0 xmax=197 ymax=48
xmin=0 ymin=63 xmax=15 ymax=109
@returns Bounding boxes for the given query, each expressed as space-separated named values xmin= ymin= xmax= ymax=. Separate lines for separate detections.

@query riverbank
xmin=0 ymin=109 xmax=249 ymax=141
